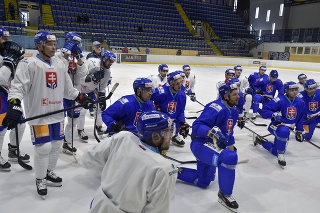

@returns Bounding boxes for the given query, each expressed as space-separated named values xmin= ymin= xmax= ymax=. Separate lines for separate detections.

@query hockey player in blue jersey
xmin=251 ymin=70 xmax=284 ymax=118
xmin=177 ymin=82 xmax=240 ymax=212
xmin=102 ymin=77 xmax=155 ymax=134
xmin=151 ymin=71 xmax=189 ymax=147
xmin=257 ymin=81 xmax=305 ymax=167
xmin=247 ymin=65 xmax=268 ymax=91
xmin=298 ymin=79 xmax=320 ymax=142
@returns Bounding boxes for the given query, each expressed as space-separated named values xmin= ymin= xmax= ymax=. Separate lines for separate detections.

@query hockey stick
xmin=289 ymin=129 xmax=320 ymax=150
xmin=21 ymin=83 xmax=119 ymax=123
xmin=186 ymin=116 xmax=197 ymax=119
xmin=15 ymin=124 xmax=32 ymax=170
xmin=243 ymin=125 xmax=269 ymax=142
xmin=70 ymin=68 xmax=77 ymax=162
xmin=248 ymin=119 xmax=267 ymax=127
xmin=186 ymin=94 xmax=205 ymax=107
xmin=93 ymin=82 xmax=101 ymax=143
xmin=188 ymin=109 xmax=203 ymax=113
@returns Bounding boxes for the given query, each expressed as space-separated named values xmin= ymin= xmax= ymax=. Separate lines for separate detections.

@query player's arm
xmin=260 ymin=97 xmax=281 ymax=119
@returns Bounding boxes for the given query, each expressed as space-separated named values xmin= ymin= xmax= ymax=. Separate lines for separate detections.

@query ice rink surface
xmin=0 ymin=63 xmax=319 ymax=213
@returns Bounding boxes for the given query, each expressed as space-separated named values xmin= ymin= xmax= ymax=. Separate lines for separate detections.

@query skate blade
xmin=47 ymin=182 xmax=62 ymax=187
xmin=218 ymin=198 xmax=238 ymax=213
xmin=8 ymin=157 xmax=30 ymax=163
xmin=278 ymin=164 xmax=285 ymax=169
xmin=62 ymin=149 xmax=77 ymax=155
xmin=40 ymin=195 xmax=46 ymax=200
xmin=171 ymin=142 xmax=185 ymax=147
xmin=98 ymin=134 xmax=108 ymax=139
xmin=0 ymin=168 xmax=11 ymax=172
xmin=79 ymin=139 xmax=89 ymax=143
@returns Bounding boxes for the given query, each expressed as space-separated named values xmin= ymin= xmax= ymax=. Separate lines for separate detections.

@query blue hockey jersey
xmin=299 ymin=89 xmax=320 ymax=118
xmin=248 ymin=72 xmax=268 ymax=90
xmin=256 ymin=78 xmax=284 ymax=99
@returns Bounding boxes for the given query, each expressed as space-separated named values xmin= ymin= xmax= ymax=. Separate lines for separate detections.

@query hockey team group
xmin=0 ymin=27 xmax=320 ymax=213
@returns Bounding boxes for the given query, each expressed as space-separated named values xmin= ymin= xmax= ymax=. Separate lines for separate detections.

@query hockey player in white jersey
xmin=0 ymin=27 xmax=29 ymax=171
xmin=182 ymin=64 xmax=197 ymax=102
xmin=148 ymin=64 xmax=169 ymax=89
xmin=55 ymin=32 xmax=88 ymax=154
xmin=216 ymin=68 xmax=235 ymax=100
xmin=78 ymin=50 xmax=116 ymax=138
xmin=80 ymin=111 xmax=177 ymax=213
xmin=297 ymin=73 xmax=307 ymax=92
xmin=2 ymin=31 xmax=93 ymax=198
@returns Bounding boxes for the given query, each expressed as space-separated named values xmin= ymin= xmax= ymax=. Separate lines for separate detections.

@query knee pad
xmin=275 ymin=126 xmax=290 ymax=141
xmin=219 ymin=149 xmax=238 ymax=169
xmin=35 ymin=142 xmax=52 ymax=155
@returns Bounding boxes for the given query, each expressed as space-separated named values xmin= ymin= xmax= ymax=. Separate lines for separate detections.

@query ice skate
xmin=277 ymin=153 xmax=286 ymax=168
xmin=218 ymin=190 xmax=238 ymax=213
xmin=62 ymin=141 xmax=77 ymax=155
xmin=46 ymin=170 xmax=62 ymax=187
xmin=171 ymin=135 xmax=185 ymax=147
xmin=0 ymin=155 xmax=11 ymax=172
xmin=78 ymin=129 xmax=88 ymax=142
xmin=253 ymin=135 xmax=264 ymax=146
xmin=8 ymin=143 xmax=30 ymax=163
xmin=36 ymin=178 xmax=47 ymax=200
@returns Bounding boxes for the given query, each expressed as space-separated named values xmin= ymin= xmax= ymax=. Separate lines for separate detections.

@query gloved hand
xmin=189 ymin=93 xmax=196 ymax=102
xmin=68 ymin=60 xmax=77 ymax=74
xmin=271 ymin=112 xmax=282 ymax=125
xmin=255 ymin=89 xmax=263 ymax=95
xmin=98 ymin=92 xmax=106 ymax=111
xmin=2 ymin=41 xmax=25 ymax=75
xmin=107 ymin=76 xmax=112 ymax=86
xmin=75 ymin=93 xmax=94 ymax=109
xmin=237 ymin=117 xmax=246 ymax=129
xmin=111 ymin=121 xmax=126 ymax=133
xmin=92 ymin=69 xmax=105 ymax=83
xmin=245 ymin=87 xmax=253 ymax=95
xmin=185 ymin=88 xmax=192 ymax=96
xmin=209 ymin=126 xmax=227 ymax=149
xmin=71 ymin=44 xmax=83 ymax=59
xmin=2 ymin=98 xmax=23 ymax=130
xmin=295 ymin=131 xmax=305 ymax=142
xmin=307 ymin=111 xmax=320 ymax=119
xmin=179 ymin=122 xmax=190 ymax=138
xmin=62 ymin=41 xmax=77 ymax=54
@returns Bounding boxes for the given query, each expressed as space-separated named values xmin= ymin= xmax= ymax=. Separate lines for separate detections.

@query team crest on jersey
xmin=266 ymin=84 xmax=273 ymax=93
xmin=286 ymin=107 xmax=297 ymax=120
xmin=167 ymin=102 xmax=177 ymax=114
xmin=46 ymin=72 xmax=57 ymax=89
xmin=226 ymin=119 xmax=233 ymax=134
xmin=133 ymin=111 xmax=142 ymax=126
xmin=309 ymin=102 xmax=318 ymax=111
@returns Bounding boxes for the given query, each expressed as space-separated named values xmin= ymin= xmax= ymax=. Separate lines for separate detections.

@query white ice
xmin=0 ymin=64 xmax=319 ymax=213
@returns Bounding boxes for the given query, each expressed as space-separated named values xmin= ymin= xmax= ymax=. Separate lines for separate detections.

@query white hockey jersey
xmin=8 ymin=55 xmax=79 ymax=125
xmin=80 ymin=57 xmax=111 ymax=94
xmin=297 ymin=82 xmax=304 ymax=92
xmin=148 ymin=74 xmax=167 ymax=90
xmin=55 ymin=50 xmax=88 ymax=91
xmin=237 ymin=75 xmax=250 ymax=93
xmin=80 ymin=131 xmax=178 ymax=213
xmin=0 ymin=54 xmax=14 ymax=87
xmin=184 ymin=74 xmax=196 ymax=93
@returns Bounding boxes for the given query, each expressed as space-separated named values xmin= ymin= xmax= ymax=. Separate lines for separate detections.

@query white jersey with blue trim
xmin=80 ymin=57 xmax=111 ymax=93
xmin=148 ymin=74 xmax=167 ymax=90
xmin=183 ymin=74 xmax=196 ymax=93
xmin=8 ymin=55 xmax=79 ymax=125
xmin=0 ymin=54 xmax=14 ymax=87
xmin=80 ymin=131 xmax=177 ymax=213
xmin=237 ymin=75 xmax=250 ymax=93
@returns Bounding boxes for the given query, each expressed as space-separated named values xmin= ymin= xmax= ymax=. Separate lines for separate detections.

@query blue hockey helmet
xmin=304 ymin=79 xmax=317 ymax=89
xmin=298 ymin=73 xmax=307 ymax=80
xmin=102 ymin=50 xmax=116 ymax=62
xmin=0 ymin=27 xmax=10 ymax=40
xmin=176 ymin=70 xmax=186 ymax=78
xmin=284 ymin=81 xmax=299 ymax=93
xmin=167 ymin=71 xmax=182 ymax=84
xmin=136 ymin=111 xmax=172 ymax=142
xmin=227 ymin=77 xmax=240 ymax=87
xmin=225 ymin=68 xmax=235 ymax=77
xmin=34 ymin=31 xmax=56 ymax=47
xmin=234 ymin=65 xmax=242 ymax=71
xmin=269 ymin=70 xmax=278 ymax=78
xmin=182 ymin=64 xmax=191 ymax=70
xmin=219 ymin=82 xmax=238 ymax=98
xmin=158 ymin=64 xmax=169 ymax=73
xmin=259 ymin=65 xmax=267 ymax=71
xmin=65 ymin=32 xmax=82 ymax=46
xmin=133 ymin=77 xmax=153 ymax=92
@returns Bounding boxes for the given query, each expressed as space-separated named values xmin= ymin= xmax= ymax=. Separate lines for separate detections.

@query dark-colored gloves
xmin=245 ymin=87 xmax=253 ymax=95
xmin=179 ymin=122 xmax=190 ymax=138
xmin=237 ymin=117 xmax=246 ymax=129
xmin=2 ymin=98 xmax=23 ymax=130
xmin=107 ymin=76 xmax=112 ymax=86
xmin=111 ymin=121 xmax=126 ymax=133
xmin=271 ymin=112 xmax=282 ymax=125
xmin=295 ymin=131 xmax=305 ymax=142
xmin=92 ymin=69 xmax=105 ymax=83
xmin=75 ymin=93 xmax=94 ymax=109
xmin=209 ymin=126 xmax=227 ymax=149
xmin=2 ymin=41 xmax=25 ymax=75
xmin=255 ymin=89 xmax=263 ymax=95
xmin=98 ymin=92 xmax=106 ymax=111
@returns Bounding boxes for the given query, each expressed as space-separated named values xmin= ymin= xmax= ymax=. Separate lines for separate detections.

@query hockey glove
xmin=295 ymin=131 xmax=305 ymax=142
xmin=68 ymin=60 xmax=77 ymax=74
xmin=245 ymin=87 xmax=253 ymax=95
xmin=71 ymin=44 xmax=83 ymax=60
xmin=2 ymin=41 xmax=25 ymax=75
xmin=61 ymin=41 xmax=77 ymax=55
xmin=179 ymin=122 xmax=190 ymax=138
xmin=209 ymin=126 xmax=227 ymax=149
xmin=75 ymin=93 xmax=94 ymax=109
xmin=111 ymin=121 xmax=126 ymax=133
xmin=2 ymin=98 xmax=23 ymax=130
xmin=189 ymin=93 xmax=196 ymax=102
xmin=107 ymin=76 xmax=112 ymax=86
xmin=237 ymin=117 xmax=246 ymax=129
xmin=271 ymin=112 xmax=282 ymax=125
xmin=255 ymin=89 xmax=263 ymax=95
xmin=98 ymin=92 xmax=106 ymax=111
xmin=92 ymin=69 xmax=105 ymax=83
